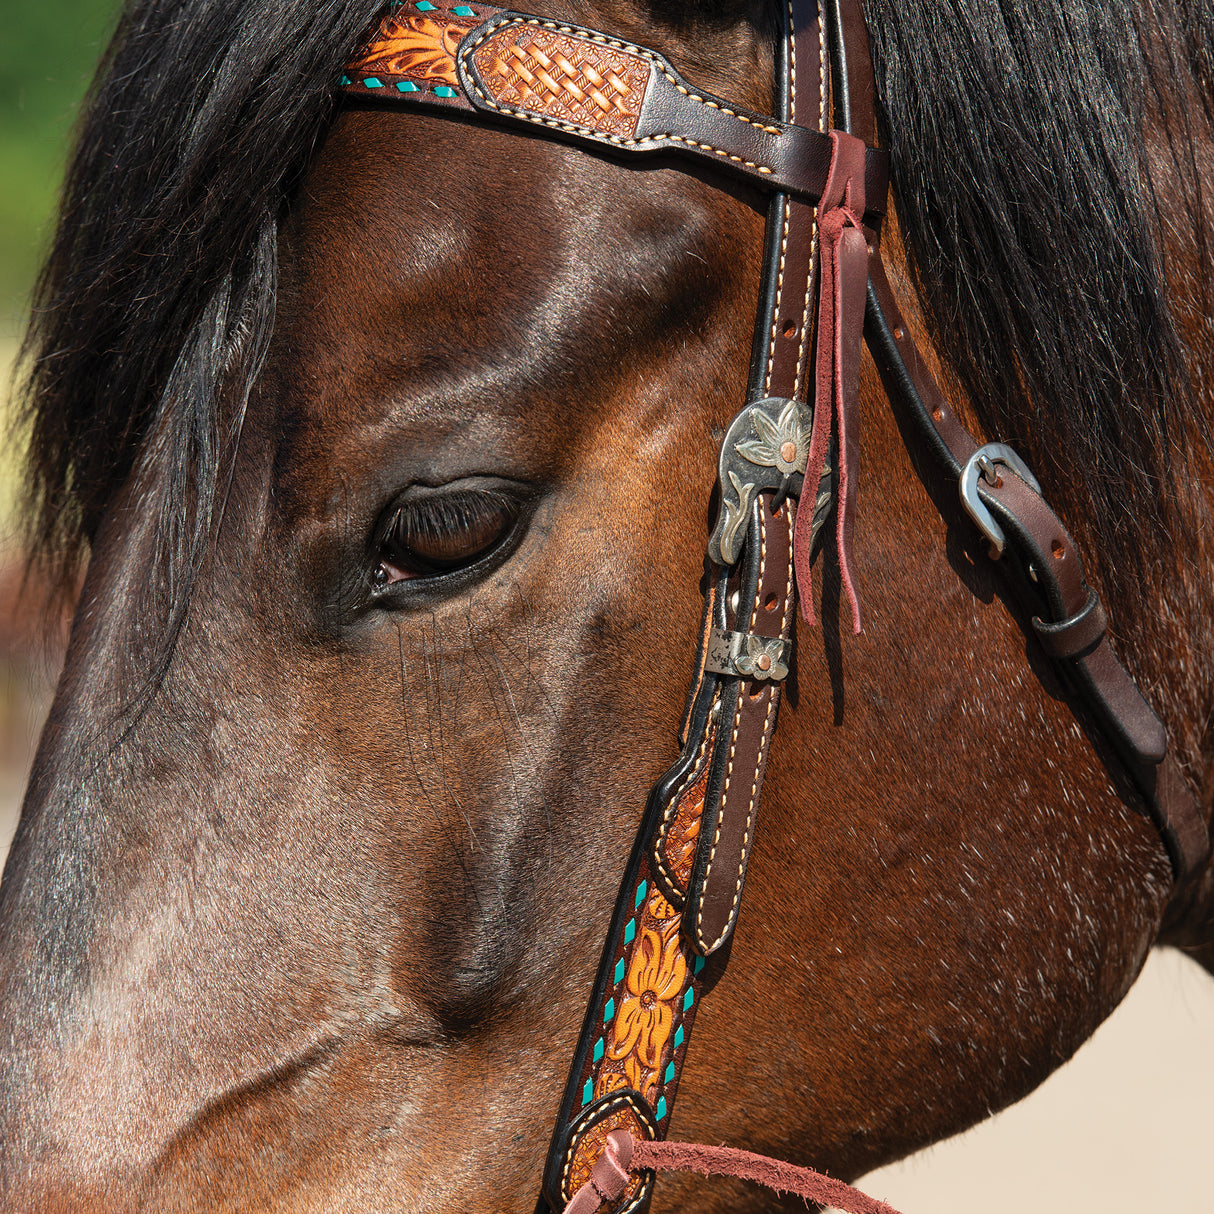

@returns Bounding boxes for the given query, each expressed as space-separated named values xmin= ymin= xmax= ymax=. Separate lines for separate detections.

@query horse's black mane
xmin=866 ymin=0 xmax=1212 ymax=593
xmin=19 ymin=0 xmax=386 ymax=640
xmin=19 ymin=0 xmax=1213 ymax=653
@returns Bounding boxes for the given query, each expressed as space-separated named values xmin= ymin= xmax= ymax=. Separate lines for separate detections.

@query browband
xmin=339 ymin=3 xmax=1210 ymax=1209
xmin=340 ymin=1 xmax=888 ymax=217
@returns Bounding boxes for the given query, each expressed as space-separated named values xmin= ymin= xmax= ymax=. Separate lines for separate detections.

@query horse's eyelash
xmin=387 ymin=489 xmax=519 ymax=544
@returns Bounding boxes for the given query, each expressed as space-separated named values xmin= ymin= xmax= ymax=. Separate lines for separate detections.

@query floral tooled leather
xmin=348 ymin=8 xmax=481 ymax=87
xmin=653 ymin=713 xmax=716 ymax=899
xmin=595 ymin=888 xmax=685 ymax=1104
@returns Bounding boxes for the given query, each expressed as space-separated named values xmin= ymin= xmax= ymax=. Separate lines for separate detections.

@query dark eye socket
xmin=373 ymin=482 xmax=526 ymax=587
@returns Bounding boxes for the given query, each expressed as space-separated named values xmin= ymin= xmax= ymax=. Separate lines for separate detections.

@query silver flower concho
xmin=733 ymin=635 xmax=789 ymax=681
xmin=709 ymin=398 xmax=810 ymax=565
xmin=734 ymin=399 xmax=809 ymax=480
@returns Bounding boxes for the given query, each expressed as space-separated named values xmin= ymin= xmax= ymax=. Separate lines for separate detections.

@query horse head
xmin=3 ymin=0 xmax=1212 ymax=1209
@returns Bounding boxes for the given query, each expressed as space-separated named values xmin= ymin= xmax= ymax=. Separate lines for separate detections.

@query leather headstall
xmin=340 ymin=2 xmax=1211 ymax=1210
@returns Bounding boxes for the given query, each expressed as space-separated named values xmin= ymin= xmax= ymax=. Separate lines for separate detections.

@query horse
xmin=3 ymin=0 xmax=1212 ymax=1208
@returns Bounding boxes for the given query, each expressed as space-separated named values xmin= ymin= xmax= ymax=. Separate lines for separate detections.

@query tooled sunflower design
xmin=605 ymin=922 xmax=687 ymax=1101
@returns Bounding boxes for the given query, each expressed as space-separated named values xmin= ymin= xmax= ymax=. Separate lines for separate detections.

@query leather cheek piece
xmin=684 ymin=500 xmax=797 ymax=956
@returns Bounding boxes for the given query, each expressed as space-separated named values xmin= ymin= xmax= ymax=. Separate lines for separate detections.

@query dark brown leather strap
xmin=1031 ymin=591 xmax=1107 ymax=661
xmin=539 ymin=2 xmax=830 ymax=1206
xmin=342 ymin=0 xmax=887 ymax=217
xmin=684 ymin=499 xmax=798 ymax=954
xmin=676 ymin=0 xmax=828 ymax=957
xmin=854 ymin=73 xmax=1210 ymax=880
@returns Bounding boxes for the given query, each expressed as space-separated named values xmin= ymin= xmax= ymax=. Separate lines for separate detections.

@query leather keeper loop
xmin=1032 ymin=589 xmax=1107 ymax=660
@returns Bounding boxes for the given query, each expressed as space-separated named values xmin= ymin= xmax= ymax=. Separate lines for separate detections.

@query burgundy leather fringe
xmin=563 ymin=1130 xmax=904 ymax=1214
xmin=794 ymin=130 xmax=870 ymax=634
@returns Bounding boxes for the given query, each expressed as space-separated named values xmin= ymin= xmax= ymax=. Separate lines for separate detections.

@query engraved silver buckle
xmin=704 ymin=628 xmax=789 ymax=681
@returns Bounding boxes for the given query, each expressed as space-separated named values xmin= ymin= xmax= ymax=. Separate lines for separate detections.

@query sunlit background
xmin=0 ymin=3 xmax=1210 ymax=1210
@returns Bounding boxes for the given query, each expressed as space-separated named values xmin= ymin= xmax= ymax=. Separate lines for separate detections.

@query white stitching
xmin=793 ymin=1 xmax=826 ymax=399
xmin=694 ymin=504 xmax=768 ymax=952
xmin=787 ymin=0 xmax=798 ymax=127
xmin=763 ymin=207 xmax=790 ymax=394
xmin=706 ymin=502 xmax=797 ymax=951
xmin=665 ymin=77 xmax=782 ymax=133
xmin=460 ymin=18 xmax=781 ymax=169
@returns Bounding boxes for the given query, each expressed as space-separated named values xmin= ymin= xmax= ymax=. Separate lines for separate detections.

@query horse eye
xmin=374 ymin=486 xmax=524 ymax=586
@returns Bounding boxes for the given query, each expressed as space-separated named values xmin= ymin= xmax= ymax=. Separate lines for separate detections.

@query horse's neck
xmin=1147 ymin=89 xmax=1214 ymax=966
xmin=876 ymin=127 xmax=1214 ymax=965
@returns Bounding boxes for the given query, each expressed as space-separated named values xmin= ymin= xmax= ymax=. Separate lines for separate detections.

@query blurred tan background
xmin=1 ymin=2 xmax=1210 ymax=1209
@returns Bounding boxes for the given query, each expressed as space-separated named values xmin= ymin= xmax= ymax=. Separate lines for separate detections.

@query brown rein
xmin=564 ymin=1131 xmax=902 ymax=1214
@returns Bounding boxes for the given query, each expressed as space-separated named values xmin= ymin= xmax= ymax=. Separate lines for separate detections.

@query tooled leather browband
xmin=341 ymin=2 xmax=1210 ymax=1210
xmin=341 ymin=1 xmax=887 ymax=217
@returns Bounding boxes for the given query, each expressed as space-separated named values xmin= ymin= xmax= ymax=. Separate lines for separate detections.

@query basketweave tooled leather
xmin=469 ymin=21 xmax=651 ymax=138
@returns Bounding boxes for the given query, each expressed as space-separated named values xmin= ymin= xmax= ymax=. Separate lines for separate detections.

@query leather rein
xmin=338 ymin=1 xmax=1211 ymax=1209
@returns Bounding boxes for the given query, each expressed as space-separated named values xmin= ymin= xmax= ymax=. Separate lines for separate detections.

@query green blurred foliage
xmin=1 ymin=0 xmax=122 ymax=332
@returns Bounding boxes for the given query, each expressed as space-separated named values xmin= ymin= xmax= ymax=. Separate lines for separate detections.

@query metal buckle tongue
xmin=958 ymin=442 xmax=1041 ymax=558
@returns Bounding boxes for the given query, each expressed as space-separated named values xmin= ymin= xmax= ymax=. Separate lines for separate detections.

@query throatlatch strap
xmin=822 ymin=0 xmax=1210 ymax=880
